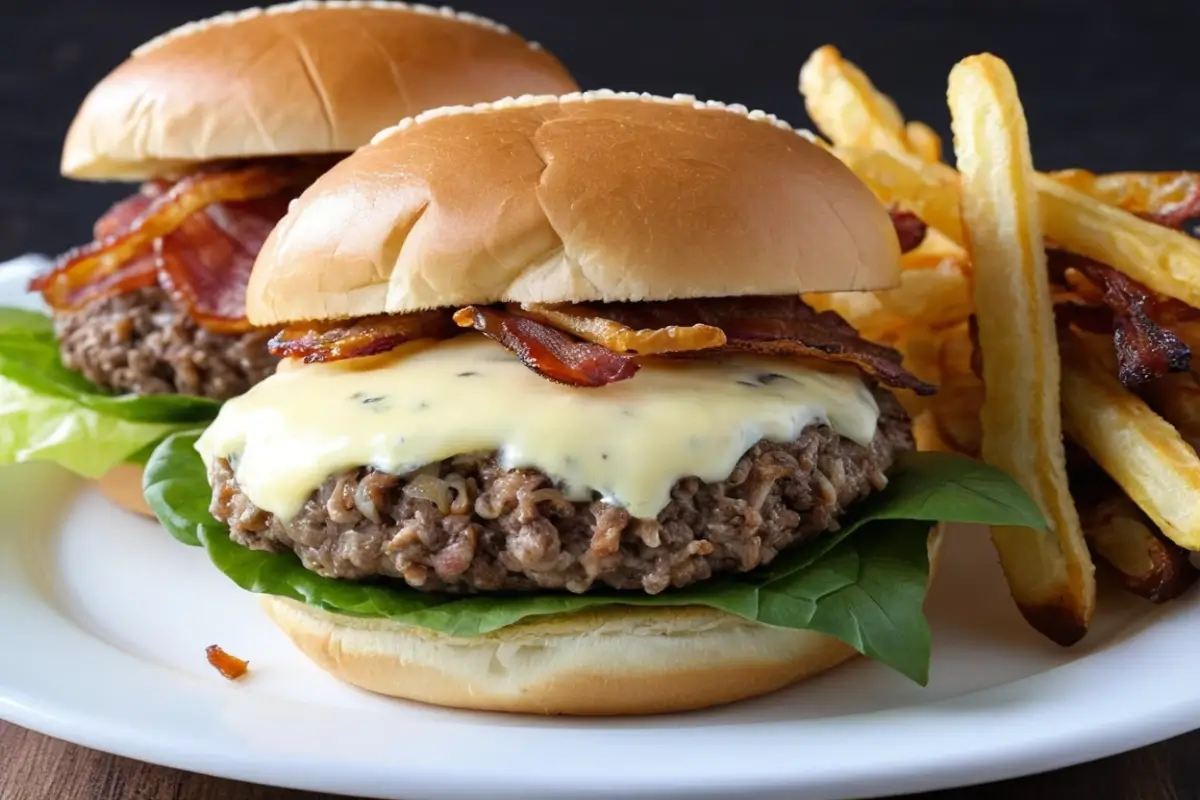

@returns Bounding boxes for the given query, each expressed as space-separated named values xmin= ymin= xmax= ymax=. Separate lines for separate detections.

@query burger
xmin=0 ymin=1 xmax=577 ymax=515
xmin=143 ymin=92 xmax=1042 ymax=714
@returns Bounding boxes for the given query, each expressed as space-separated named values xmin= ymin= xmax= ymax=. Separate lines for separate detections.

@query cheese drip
xmin=196 ymin=335 xmax=881 ymax=521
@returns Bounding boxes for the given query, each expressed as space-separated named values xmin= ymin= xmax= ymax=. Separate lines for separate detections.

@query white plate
xmin=1 ymin=267 xmax=1199 ymax=799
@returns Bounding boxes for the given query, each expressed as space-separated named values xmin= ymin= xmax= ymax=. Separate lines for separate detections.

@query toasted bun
xmin=61 ymin=1 xmax=578 ymax=181
xmin=262 ymin=523 xmax=943 ymax=715
xmin=246 ymin=91 xmax=902 ymax=325
xmin=95 ymin=463 xmax=154 ymax=518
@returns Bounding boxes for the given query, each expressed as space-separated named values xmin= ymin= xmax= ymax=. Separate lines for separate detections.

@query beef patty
xmin=54 ymin=286 xmax=278 ymax=401
xmin=210 ymin=390 xmax=912 ymax=595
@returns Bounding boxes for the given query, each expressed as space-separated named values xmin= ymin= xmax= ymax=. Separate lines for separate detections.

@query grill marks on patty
xmin=209 ymin=390 xmax=913 ymax=595
xmin=53 ymin=286 xmax=278 ymax=400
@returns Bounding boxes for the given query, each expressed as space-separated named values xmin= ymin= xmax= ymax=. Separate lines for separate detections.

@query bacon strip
xmin=270 ymin=310 xmax=457 ymax=363
xmin=453 ymin=306 xmax=639 ymax=387
xmin=30 ymin=160 xmax=326 ymax=329
xmin=513 ymin=303 xmax=726 ymax=354
xmin=205 ymin=645 xmax=249 ymax=681
xmin=591 ymin=296 xmax=935 ymax=395
xmin=92 ymin=182 xmax=166 ymax=239
xmin=1047 ymin=249 xmax=1190 ymax=387
xmin=889 ymin=207 xmax=928 ymax=254
xmin=157 ymin=194 xmax=293 ymax=332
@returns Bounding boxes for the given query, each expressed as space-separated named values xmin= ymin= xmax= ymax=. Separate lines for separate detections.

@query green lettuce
xmin=0 ymin=307 xmax=220 ymax=478
xmin=145 ymin=431 xmax=1045 ymax=684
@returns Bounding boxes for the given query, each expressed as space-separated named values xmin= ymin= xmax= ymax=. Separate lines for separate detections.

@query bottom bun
xmin=95 ymin=463 xmax=154 ymax=518
xmin=264 ymin=523 xmax=944 ymax=716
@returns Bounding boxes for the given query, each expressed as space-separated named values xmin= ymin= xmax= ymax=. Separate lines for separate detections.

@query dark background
xmin=3 ymin=0 xmax=1200 ymax=260
xmin=1 ymin=1 xmax=1198 ymax=798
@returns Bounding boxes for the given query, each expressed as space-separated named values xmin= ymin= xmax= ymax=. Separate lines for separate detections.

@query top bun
xmin=61 ymin=1 xmax=578 ymax=181
xmin=247 ymin=91 xmax=902 ymax=325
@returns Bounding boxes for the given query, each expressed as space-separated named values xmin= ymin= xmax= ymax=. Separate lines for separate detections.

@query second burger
xmin=1 ymin=1 xmax=577 ymax=514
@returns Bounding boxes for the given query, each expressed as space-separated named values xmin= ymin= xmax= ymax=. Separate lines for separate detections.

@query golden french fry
xmin=1035 ymin=175 xmax=1200 ymax=306
xmin=1077 ymin=491 xmax=1199 ymax=603
xmin=949 ymin=53 xmax=1095 ymax=645
xmin=1061 ymin=331 xmax=1200 ymax=551
xmin=1140 ymin=372 xmax=1200 ymax=452
xmin=806 ymin=256 xmax=972 ymax=341
xmin=902 ymin=228 xmax=969 ymax=267
xmin=833 ymin=147 xmax=965 ymax=245
xmin=912 ymin=409 xmax=954 ymax=453
xmin=799 ymin=45 xmax=911 ymax=153
xmin=927 ymin=323 xmax=983 ymax=457
xmin=1048 ymin=169 xmax=1200 ymax=221
xmin=905 ymin=121 xmax=943 ymax=163
xmin=832 ymin=152 xmax=1200 ymax=307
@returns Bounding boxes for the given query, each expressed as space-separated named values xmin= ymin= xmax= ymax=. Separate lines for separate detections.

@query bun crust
xmin=263 ymin=523 xmax=943 ymax=715
xmin=61 ymin=2 xmax=577 ymax=181
xmin=246 ymin=92 xmax=902 ymax=325
xmin=95 ymin=463 xmax=154 ymax=518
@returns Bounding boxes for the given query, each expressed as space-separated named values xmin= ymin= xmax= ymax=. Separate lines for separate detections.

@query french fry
xmin=929 ymin=323 xmax=983 ymax=457
xmin=1048 ymin=169 xmax=1200 ymax=225
xmin=902 ymin=227 xmax=969 ymax=267
xmin=1035 ymin=176 xmax=1200 ymax=306
xmin=806 ymin=256 xmax=972 ymax=342
xmin=832 ymin=147 xmax=966 ymax=245
xmin=1140 ymin=372 xmax=1200 ymax=452
xmin=1077 ymin=491 xmax=1199 ymax=603
xmin=905 ymin=121 xmax=943 ymax=163
xmin=949 ymin=54 xmax=1095 ymax=644
xmin=1060 ymin=330 xmax=1200 ymax=550
xmin=799 ymin=45 xmax=911 ymax=154
xmin=912 ymin=409 xmax=954 ymax=453
xmin=829 ymin=152 xmax=1200 ymax=308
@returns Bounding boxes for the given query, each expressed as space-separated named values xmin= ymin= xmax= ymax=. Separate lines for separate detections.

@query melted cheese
xmin=195 ymin=335 xmax=880 ymax=521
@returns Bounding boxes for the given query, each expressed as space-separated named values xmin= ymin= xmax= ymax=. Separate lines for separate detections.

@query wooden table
xmin=2 ymin=721 xmax=1195 ymax=799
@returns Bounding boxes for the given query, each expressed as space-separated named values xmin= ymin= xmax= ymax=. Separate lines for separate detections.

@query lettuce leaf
xmin=0 ymin=307 xmax=220 ymax=478
xmin=144 ymin=431 xmax=1046 ymax=684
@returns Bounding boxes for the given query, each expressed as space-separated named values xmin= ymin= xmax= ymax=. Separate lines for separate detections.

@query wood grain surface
xmin=2 ymin=720 xmax=1196 ymax=800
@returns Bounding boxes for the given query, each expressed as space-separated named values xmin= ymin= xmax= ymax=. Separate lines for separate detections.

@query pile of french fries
xmin=799 ymin=45 xmax=1200 ymax=644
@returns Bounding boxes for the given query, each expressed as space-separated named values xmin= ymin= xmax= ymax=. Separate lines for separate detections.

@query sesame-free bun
xmin=246 ymin=91 xmax=903 ymax=325
xmin=61 ymin=1 xmax=578 ymax=181
xmin=95 ymin=463 xmax=154 ymax=518
xmin=262 ymin=524 xmax=943 ymax=715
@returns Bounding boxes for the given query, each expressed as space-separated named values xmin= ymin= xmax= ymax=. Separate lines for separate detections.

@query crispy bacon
xmin=205 ymin=645 xmax=249 ymax=681
xmin=93 ymin=182 xmax=166 ymax=239
xmin=513 ymin=302 xmax=727 ymax=354
xmin=157 ymin=194 xmax=293 ymax=333
xmin=270 ymin=310 xmax=457 ymax=363
xmin=270 ymin=296 xmax=933 ymax=394
xmin=453 ymin=306 xmax=639 ymax=387
xmin=1047 ymin=249 xmax=1190 ymax=387
xmin=30 ymin=160 xmax=327 ymax=330
xmin=586 ymin=296 xmax=936 ymax=395
xmin=889 ymin=207 xmax=928 ymax=254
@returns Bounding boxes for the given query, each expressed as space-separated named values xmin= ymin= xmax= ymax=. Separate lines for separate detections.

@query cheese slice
xmin=196 ymin=335 xmax=880 ymax=521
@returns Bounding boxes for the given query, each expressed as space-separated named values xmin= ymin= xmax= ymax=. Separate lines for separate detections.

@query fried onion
xmin=270 ymin=310 xmax=457 ymax=363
